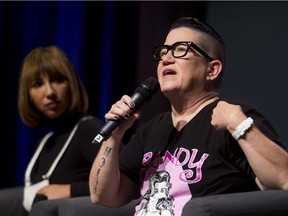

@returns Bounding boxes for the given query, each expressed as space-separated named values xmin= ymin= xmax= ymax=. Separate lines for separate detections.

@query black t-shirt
xmin=119 ymin=99 xmax=283 ymax=216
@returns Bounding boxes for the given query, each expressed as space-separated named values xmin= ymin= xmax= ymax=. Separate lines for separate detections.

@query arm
xmin=37 ymin=181 xmax=96 ymax=199
xmin=211 ymin=101 xmax=288 ymax=190
xmin=89 ymin=95 xmax=140 ymax=207
xmin=37 ymin=184 xmax=71 ymax=199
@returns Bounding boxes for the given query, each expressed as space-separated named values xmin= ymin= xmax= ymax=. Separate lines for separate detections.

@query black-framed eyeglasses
xmin=153 ymin=41 xmax=214 ymax=62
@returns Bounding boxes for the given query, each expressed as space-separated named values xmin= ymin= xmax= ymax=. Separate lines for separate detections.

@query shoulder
xmin=78 ymin=114 xmax=104 ymax=128
xmin=67 ymin=114 xmax=104 ymax=149
xmin=75 ymin=114 xmax=104 ymax=136
xmin=220 ymin=97 xmax=270 ymax=123
xmin=220 ymin=98 xmax=259 ymax=114
xmin=220 ymin=98 xmax=283 ymax=145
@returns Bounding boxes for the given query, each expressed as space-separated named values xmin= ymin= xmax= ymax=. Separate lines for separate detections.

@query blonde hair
xmin=18 ymin=45 xmax=89 ymax=127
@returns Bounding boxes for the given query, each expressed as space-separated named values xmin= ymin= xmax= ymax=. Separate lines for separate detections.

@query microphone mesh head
xmin=136 ymin=77 xmax=160 ymax=100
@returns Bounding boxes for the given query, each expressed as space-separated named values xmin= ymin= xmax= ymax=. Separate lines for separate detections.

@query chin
xmin=45 ymin=113 xmax=62 ymax=119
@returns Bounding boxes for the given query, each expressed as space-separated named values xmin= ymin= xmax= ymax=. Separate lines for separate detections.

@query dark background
xmin=0 ymin=1 xmax=287 ymax=188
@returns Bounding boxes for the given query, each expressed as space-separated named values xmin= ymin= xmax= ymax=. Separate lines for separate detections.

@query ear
xmin=206 ymin=60 xmax=222 ymax=81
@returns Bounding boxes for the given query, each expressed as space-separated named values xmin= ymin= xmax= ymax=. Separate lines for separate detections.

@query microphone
xmin=92 ymin=77 xmax=160 ymax=144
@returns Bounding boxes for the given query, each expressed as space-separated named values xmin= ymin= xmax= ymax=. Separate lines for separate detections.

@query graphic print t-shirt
xmin=119 ymin=100 xmax=282 ymax=216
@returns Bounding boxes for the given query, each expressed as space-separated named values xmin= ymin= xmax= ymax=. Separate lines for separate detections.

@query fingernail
xmin=124 ymin=113 xmax=130 ymax=119
xmin=129 ymin=102 xmax=135 ymax=108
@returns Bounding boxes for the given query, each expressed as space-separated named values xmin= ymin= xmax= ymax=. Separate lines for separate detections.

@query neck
xmin=171 ymin=92 xmax=219 ymax=131
xmin=45 ymin=112 xmax=83 ymax=133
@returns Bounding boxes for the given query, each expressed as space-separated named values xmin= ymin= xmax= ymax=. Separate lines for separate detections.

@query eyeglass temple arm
xmin=189 ymin=43 xmax=214 ymax=61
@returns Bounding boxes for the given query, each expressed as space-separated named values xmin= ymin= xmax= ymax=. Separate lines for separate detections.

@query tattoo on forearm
xmin=99 ymin=157 xmax=105 ymax=167
xmin=104 ymin=146 xmax=112 ymax=157
xmin=92 ymin=168 xmax=100 ymax=193
xmin=92 ymin=146 xmax=112 ymax=193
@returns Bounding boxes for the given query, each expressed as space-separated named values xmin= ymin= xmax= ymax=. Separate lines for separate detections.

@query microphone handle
xmin=92 ymin=92 xmax=145 ymax=144
xmin=98 ymin=119 xmax=122 ymax=141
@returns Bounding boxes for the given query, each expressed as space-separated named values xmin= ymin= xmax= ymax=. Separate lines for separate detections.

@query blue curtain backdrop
xmin=15 ymin=1 xmax=88 ymax=186
xmin=0 ymin=1 xmax=202 ymax=188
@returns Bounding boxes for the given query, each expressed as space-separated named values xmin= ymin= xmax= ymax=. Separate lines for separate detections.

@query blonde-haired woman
xmin=0 ymin=46 xmax=103 ymax=216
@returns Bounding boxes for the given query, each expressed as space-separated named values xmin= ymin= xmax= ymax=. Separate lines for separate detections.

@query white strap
xmin=24 ymin=116 xmax=92 ymax=185
xmin=24 ymin=131 xmax=54 ymax=186
xmin=41 ymin=122 xmax=79 ymax=180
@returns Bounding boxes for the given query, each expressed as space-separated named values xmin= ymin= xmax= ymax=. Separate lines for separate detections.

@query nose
xmin=44 ymin=82 xmax=56 ymax=97
xmin=161 ymin=49 xmax=174 ymax=63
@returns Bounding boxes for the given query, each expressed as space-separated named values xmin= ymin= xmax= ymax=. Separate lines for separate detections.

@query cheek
xmin=58 ymin=86 xmax=71 ymax=106
xmin=55 ymin=83 xmax=69 ymax=96
xmin=157 ymin=64 xmax=162 ymax=76
xmin=62 ymin=86 xmax=70 ymax=99
xmin=189 ymin=62 xmax=207 ymax=77
xmin=29 ymin=89 xmax=42 ymax=104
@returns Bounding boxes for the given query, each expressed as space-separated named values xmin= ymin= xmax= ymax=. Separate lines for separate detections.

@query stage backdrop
xmin=0 ymin=1 xmax=287 ymax=188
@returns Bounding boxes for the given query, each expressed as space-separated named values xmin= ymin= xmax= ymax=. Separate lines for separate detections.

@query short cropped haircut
xmin=18 ymin=45 xmax=89 ymax=127
xmin=169 ymin=17 xmax=226 ymax=80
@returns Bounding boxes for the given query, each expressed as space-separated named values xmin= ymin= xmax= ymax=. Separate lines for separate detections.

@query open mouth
xmin=163 ymin=70 xmax=176 ymax=76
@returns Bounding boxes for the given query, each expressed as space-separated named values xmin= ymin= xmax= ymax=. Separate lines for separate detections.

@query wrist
xmin=232 ymin=117 xmax=254 ymax=140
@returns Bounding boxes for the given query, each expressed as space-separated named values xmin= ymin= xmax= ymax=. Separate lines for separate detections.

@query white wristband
xmin=232 ymin=117 xmax=254 ymax=140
